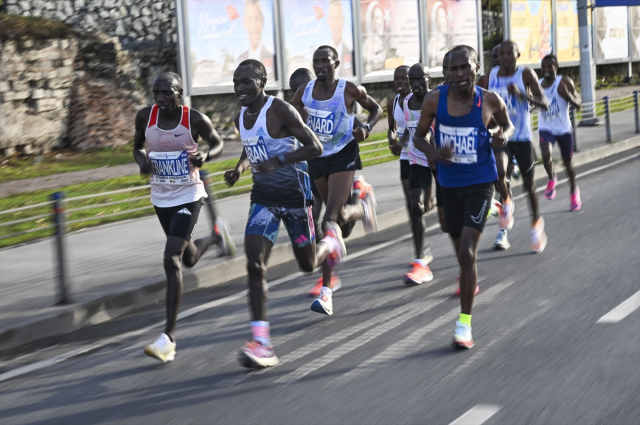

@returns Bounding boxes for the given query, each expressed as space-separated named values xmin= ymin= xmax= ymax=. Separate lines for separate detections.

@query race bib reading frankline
xmin=242 ymin=136 xmax=269 ymax=166
xmin=439 ymin=125 xmax=478 ymax=164
xmin=149 ymin=150 xmax=191 ymax=184
xmin=305 ymin=108 xmax=335 ymax=142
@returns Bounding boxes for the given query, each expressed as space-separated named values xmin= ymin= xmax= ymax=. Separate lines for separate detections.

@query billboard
xmin=595 ymin=6 xmax=629 ymax=61
xmin=630 ymin=6 xmax=640 ymax=59
xmin=280 ymin=0 xmax=355 ymax=84
xmin=426 ymin=0 xmax=480 ymax=70
xmin=359 ymin=0 xmax=421 ymax=79
xmin=556 ymin=0 xmax=580 ymax=62
xmin=510 ymin=0 xmax=553 ymax=65
xmin=185 ymin=0 xmax=278 ymax=91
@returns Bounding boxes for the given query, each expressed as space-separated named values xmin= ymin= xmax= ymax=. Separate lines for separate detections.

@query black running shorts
xmin=154 ymin=198 xmax=205 ymax=241
xmin=502 ymin=141 xmax=536 ymax=177
xmin=400 ymin=159 xmax=410 ymax=181
xmin=441 ymin=182 xmax=494 ymax=239
xmin=408 ymin=163 xmax=433 ymax=191
xmin=308 ymin=141 xmax=362 ymax=181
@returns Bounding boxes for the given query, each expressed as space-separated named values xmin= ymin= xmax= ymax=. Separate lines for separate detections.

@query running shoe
xmin=489 ymin=198 xmax=502 ymax=217
xmin=452 ymin=321 xmax=474 ymax=349
xmin=215 ymin=217 xmax=237 ymax=256
xmin=530 ymin=217 xmax=547 ymax=254
xmin=353 ymin=175 xmax=377 ymax=208
xmin=238 ymin=340 xmax=279 ymax=368
xmin=545 ymin=173 xmax=557 ymax=200
xmin=361 ymin=194 xmax=379 ymax=235
xmin=499 ymin=200 xmax=514 ymax=230
xmin=323 ymin=221 xmax=346 ymax=269
xmin=512 ymin=163 xmax=521 ymax=180
xmin=570 ymin=187 xmax=582 ymax=211
xmin=404 ymin=262 xmax=433 ymax=285
xmin=144 ymin=333 xmax=176 ymax=363
xmin=454 ymin=283 xmax=480 ymax=297
xmin=493 ymin=228 xmax=510 ymax=250
xmin=311 ymin=287 xmax=333 ymax=315
xmin=308 ymin=275 xmax=342 ymax=297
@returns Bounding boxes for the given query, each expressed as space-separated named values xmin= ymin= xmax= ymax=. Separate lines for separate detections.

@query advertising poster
xmin=595 ymin=7 xmax=629 ymax=61
xmin=186 ymin=0 xmax=277 ymax=90
xmin=359 ymin=0 xmax=421 ymax=78
xmin=426 ymin=0 xmax=479 ymax=70
xmin=556 ymin=0 xmax=579 ymax=63
xmin=510 ymin=0 xmax=553 ymax=65
xmin=630 ymin=7 xmax=640 ymax=59
xmin=281 ymin=0 xmax=355 ymax=83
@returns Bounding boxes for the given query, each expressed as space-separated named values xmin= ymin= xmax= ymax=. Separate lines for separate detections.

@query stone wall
xmin=482 ymin=11 xmax=503 ymax=39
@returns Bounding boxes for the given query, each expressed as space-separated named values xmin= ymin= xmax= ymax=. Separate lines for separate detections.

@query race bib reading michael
xmin=439 ymin=125 xmax=478 ymax=164
xmin=149 ymin=150 xmax=191 ymax=184
xmin=242 ymin=136 xmax=269 ymax=165
xmin=305 ymin=107 xmax=335 ymax=142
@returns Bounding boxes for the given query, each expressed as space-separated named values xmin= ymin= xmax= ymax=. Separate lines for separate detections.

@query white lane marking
xmin=333 ymin=281 xmax=513 ymax=385
xmin=275 ymin=282 xmax=513 ymax=386
xmin=597 ymin=290 xmax=640 ymax=323
xmin=449 ymin=404 xmax=501 ymax=425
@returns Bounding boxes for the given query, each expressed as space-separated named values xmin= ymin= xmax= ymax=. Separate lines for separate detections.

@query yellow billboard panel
xmin=510 ymin=0 xmax=553 ymax=66
xmin=556 ymin=0 xmax=580 ymax=62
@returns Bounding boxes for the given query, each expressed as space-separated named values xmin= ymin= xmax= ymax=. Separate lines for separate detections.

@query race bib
xmin=305 ymin=107 xmax=335 ymax=143
xmin=149 ymin=150 xmax=191 ymax=184
xmin=540 ymin=98 xmax=560 ymax=121
xmin=406 ymin=120 xmax=418 ymax=139
xmin=242 ymin=136 xmax=269 ymax=166
xmin=439 ymin=125 xmax=478 ymax=164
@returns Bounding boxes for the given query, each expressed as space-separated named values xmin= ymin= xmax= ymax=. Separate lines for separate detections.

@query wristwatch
xmin=362 ymin=123 xmax=372 ymax=132
xmin=277 ymin=153 xmax=287 ymax=165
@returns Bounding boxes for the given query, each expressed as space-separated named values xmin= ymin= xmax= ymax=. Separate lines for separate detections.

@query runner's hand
xmin=138 ymin=157 xmax=151 ymax=175
xmin=389 ymin=143 xmax=402 ymax=155
xmin=438 ymin=145 xmax=452 ymax=165
xmin=507 ymin=83 xmax=522 ymax=98
xmin=352 ymin=126 xmax=370 ymax=142
xmin=254 ymin=157 xmax=279 ymax=173
xmin=224 ymin=169 xmax=241 ymax=186
xmin=491 ymin=128 xmax=506 ymax=150
xmin=189 ymin=151 xmax=207 ymax=168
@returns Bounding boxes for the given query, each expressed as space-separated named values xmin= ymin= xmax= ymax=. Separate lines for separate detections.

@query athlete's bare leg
xmin=437 ymin=207 xmax=448 ymax=233
xmin=495 ymin=149 xmax=511 ymax=204
xmin=162 ymin=236 xmax=190 ymax=340
xmin=245 ymin=234 xmax=273 ymax=321
xmin=402 ymin=179 xmax=411 ymax=216
xmin=451 ymin=227 xmax=482 ymax=315
xmin=562 ymin=154 xmax=577 ymax=194
xmin=523 ymin=170 xmax=540 ymax=226
xmin=182 ymin=233 xmax=218 ymax=267
xmin=540 ymin=141 xmax=554 ymax=180
xmin=410 ymin=188 xmax=428 ymax=258
xmin=292 ymin=239 xmax=331 ymax=273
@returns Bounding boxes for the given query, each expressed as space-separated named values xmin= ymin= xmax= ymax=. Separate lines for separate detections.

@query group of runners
xmin=134 ymin=40 xmax=582 ymax=366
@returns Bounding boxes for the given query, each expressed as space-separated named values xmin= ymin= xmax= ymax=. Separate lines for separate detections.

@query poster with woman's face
xmin=426 ymin=0 xmax=479 ymax=71
xmin=595 ymin=7 xmax=629 ymax=61
xmin=360 ymin=0 xmax=420 ymax=79
xmin=281 ymin=0 xmax=355 ymax=83
xmin=630 ymin=7 xmax=640 ymax=59
xmin=186 ymin=0 xmax=277 ymax=90
xmin=510 ymin=0 xmax=553 ymax=65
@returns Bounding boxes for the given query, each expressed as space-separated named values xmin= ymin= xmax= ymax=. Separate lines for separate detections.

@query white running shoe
xmin=530 ymin=217 xmax=548 ymax=254
xmin=452 ymin=321 xmax=474 ymax=349
xmin=144 ymin=333 xmax=176 ymax=363
xmin=238 ymin=340 xmax=279 ymax=368
xmin=493 ymin=228 xmax=510 ymax=250
xmin=311 ymin=287 xmax=333 ymax=315
xmin=215 ymin=217 xmax=237 ymax=256
xmin=361 ymin=195 xmax=379 ymax=235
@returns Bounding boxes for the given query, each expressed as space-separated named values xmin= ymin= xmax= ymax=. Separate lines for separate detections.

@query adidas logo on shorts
xmin=177 ymin=208 xmax=192 ymax=216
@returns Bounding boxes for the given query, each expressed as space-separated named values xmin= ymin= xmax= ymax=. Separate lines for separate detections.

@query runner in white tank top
xmin=539 ymin=54 xmax=583 ymax=210
xmin=133 ymin=72 xmax=235 ymax=363
xmin=226 ymin=59 xmax=347 ymax=368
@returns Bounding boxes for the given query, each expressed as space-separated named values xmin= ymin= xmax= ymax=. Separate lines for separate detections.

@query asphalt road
xmin=0 ymin=155 xmax=638 ymax=425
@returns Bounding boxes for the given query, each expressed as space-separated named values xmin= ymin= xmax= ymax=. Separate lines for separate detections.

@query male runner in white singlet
xmin=413 ymin=46 xmax=514 ymax=348
xmin=387 ymin=65 xmax=412 ymax=215
xmin=293 ymin=46 xmax=382 ymax=311
xmin=538 ymin=54 xmax=582 ymax=210
xmin=133 ymin=72 xmax=235 ymax=363
xmin=225 ymin=60 xmax=346 ymax=367
xmin=488 ymin=41 xmax=549 ymax=253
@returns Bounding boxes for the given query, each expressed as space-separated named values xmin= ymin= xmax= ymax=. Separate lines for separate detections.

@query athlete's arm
xmin=292 ymin=81 xmax=310 ymax=122
xmin=190 ymin=110 xmax=223 ymax=167
xmin=346 ymin=82 xmax=382 ymax=142
xmin=224 ymin=113 xmax=250 ymax=186
xmin=558 ymin=76 xmax=582 ymax=111
xmin=509 ymin=68 xmax=549 ymax=110
xmin=133 ymin=107 xmax=152 ymax=175
xmin=413 ymin=89 xmax=440 ymax=164
xmin=387 ymin=97 xmax=402 ymax=155
xmin=254 ymin=99 xmax=323 ymax=173
xmin=484 ymin=90 xmax=515 ymax=150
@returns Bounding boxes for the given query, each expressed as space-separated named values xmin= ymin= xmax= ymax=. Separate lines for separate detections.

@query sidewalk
xmin=1 ymin=109 xmax=639 ymax=351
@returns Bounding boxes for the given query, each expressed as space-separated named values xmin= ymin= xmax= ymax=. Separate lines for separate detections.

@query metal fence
xmin=1 ymin=91 xmax=639 ymax=302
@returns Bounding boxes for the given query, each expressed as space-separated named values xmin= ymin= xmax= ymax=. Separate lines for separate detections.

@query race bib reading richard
xmin=305 ymin=108 xmax=335 ymax=142
xmin=149 ymin=150 xmax=191 ymax=184
xmin=439 ymin=125 xmax=478 ymax=164
xmin=243 ymin=136 xmax=269 ymax=166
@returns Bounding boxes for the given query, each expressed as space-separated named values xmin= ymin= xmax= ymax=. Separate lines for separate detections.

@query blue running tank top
xmin=240 ymin=96 xmax=313 ymax=208
xmin=488 ymin=66 xmax=531 ymax=142
xmin=435 ymin=85 xmax=497 ymax=187
xmin=302 ymin=79 xmax=355 ymax=157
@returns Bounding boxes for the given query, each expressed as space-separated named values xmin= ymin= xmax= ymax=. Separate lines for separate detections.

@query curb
xmin=1 ymin=136 xmax=638 ymax=351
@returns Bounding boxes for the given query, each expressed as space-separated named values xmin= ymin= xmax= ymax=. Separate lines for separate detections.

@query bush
xmin=0 ymin=13 xmax=75 ymax=41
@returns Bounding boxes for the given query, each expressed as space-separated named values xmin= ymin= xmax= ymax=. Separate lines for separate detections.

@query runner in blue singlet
xmin=412 ymin=46 xmax=514 ymax=349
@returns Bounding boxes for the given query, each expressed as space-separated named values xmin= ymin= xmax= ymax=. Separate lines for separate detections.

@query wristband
xmin=277 ymin=153 xmax=286 ymax=165
xmin=362 ymin=123 xmax=372 ymax=132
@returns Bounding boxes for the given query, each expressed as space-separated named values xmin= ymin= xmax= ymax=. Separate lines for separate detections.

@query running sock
xmin=320 ymin=286 xmax=332 ymax=298
xmin=250 ymin=321 xmax=271 ymax=347
xmin=415 ymin=258 xmax=429 ymax=267
xmin=320 ymin=234 xmax=339 ymax=253
xmin=458 ymin=314 xmax=472 ymax=326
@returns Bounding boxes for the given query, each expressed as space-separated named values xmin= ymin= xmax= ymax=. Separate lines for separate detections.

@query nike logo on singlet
xmin=175 ymin=133 xmax=185 ymax=137
xmin=470 ymin=200 xmax=488 ymax=224
xmin=476 ymin=97 xmax=481 ymax=107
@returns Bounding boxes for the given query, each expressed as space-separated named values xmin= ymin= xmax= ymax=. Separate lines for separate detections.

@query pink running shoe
xmin=322 ymin=221 xmax=346 ymax=269
xmin=570 ymin=187 xmax=582 ymax=211
xmin=545 ymin=174 xmax=557 ymax=200
xmin=238 ymin=340 xmax=279 ymax=368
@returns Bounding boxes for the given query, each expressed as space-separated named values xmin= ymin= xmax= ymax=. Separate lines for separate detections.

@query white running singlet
xmin=403 ymin=93 xmax=429 ymax=166
xmin=538 ymin=76 xmax=572 ymax=135
xmin=392 ymin=94 xmax=409 ymax=160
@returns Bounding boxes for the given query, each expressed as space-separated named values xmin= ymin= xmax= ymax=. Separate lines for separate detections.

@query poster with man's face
xmin=426 ymin=0 xmax=479 ymax=71
xmin=595 ymin=7 xmax=629 ymax=61
xmin=281 ymin=0 xmax=355 ymax=83
xmin=556 ymin=0 xmax=579 ymax=63
xmin=360 ymin=0 xmax=420 ymax=79
xmin=186 ymin=0 xmax=277 ymax=90
xmin=629 ymin=7 xmax=640 ymax=59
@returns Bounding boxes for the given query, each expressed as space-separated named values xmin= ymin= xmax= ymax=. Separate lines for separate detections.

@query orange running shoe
xmin=308 ymin=275 xmax=342 ymax=297
xmin=404 ymin=262 xmax=434 ymax=285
